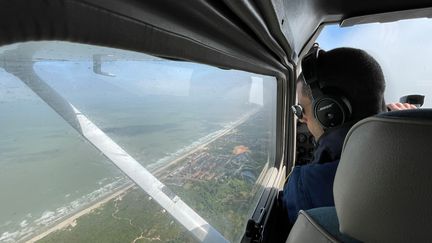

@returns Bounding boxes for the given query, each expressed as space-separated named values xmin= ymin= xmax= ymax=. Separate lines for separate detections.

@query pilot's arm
xmin=282 ymin=161 xmax=339 ymax=224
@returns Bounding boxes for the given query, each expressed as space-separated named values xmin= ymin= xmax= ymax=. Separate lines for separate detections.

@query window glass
xmin=317 ymin=18 xmax=432 ymax=107
xmin=0 ymin=41 xmax=277 ymax=242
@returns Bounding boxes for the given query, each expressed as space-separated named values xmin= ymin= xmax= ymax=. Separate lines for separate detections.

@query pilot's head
xmin=296 ymin=47 xmax=386 ymax=140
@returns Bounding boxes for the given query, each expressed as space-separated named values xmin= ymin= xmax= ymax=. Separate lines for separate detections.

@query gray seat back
xmin=334 ymin=109 xmax=432 ymax=243
xmin=286 ymin=209 xmax=340 ymax=243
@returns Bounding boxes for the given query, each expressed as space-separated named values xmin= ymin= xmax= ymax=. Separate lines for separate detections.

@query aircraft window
xmin=0 ymin=41 xmax=277 ymax=242
xmin=317 ymin=18 xmax=432 ymax=107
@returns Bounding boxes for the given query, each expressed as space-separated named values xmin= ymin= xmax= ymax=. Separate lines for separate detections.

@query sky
xmin=317 ymin=18 xmax=432 ymax=107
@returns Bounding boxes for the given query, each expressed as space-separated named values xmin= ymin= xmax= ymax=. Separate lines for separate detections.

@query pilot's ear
xmin=299 ymin=116 xmax=308 ymax=123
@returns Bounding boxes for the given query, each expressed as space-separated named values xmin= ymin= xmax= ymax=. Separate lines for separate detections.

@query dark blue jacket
xmin=282 ymin=123 xmax=352 ymax=224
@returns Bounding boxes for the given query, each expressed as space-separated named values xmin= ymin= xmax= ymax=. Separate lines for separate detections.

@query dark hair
xmin=299 ymin=47 xmax=386 ymax=121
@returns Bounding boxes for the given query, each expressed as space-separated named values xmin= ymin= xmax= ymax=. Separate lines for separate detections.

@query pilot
xmin=282 ymin=45 xmax=388 ymax=224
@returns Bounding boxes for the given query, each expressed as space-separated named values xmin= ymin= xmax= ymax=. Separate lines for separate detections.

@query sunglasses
xmin=291 ymin=104 xmax=304 ymax=119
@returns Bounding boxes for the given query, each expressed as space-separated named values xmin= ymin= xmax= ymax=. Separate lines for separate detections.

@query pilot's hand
xmin=387 ymin=102 xmax=418 ymax=111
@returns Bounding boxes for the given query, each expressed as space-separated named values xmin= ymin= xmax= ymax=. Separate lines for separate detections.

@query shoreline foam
xmin=0 ymin=178 xmax=131 ymax=243
xmin=26 ymin=183 xmax=134 ymax=243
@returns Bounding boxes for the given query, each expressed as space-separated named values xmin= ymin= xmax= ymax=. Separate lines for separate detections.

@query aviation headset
xmin=301 ymin=44 xmax=352 ymax=129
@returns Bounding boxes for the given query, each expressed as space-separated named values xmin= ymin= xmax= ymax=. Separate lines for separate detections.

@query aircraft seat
xmin=287 ymin=109 xmax=432 ymax=242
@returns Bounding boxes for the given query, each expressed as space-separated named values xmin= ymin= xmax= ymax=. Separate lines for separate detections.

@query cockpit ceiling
xmin=0 ymin=0 xmax=291 ymax=78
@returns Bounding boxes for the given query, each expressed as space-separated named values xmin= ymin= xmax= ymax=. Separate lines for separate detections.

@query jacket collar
xmin=312 ymin=122 xmax=353 ymax=163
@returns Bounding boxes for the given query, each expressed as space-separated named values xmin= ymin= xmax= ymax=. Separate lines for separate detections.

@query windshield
xmin=317 ymin=18 xmax=432 ymax=107
xmin=0 ymin=41 xmax=277 ymax=242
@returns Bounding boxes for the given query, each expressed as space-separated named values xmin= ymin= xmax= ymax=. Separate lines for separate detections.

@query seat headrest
xmin=333 ymin=109 xmax=432 ymax=243
xmin=376 ymin=108 xmax=432 ymax=119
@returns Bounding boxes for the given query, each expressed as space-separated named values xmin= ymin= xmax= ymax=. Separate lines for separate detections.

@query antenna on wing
xmin=93 ymin=54 xmax=115 ymax=77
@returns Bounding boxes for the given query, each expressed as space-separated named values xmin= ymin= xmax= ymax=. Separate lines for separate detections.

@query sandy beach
xmin=26 ymin=183 xmax=134 ymax=243
xmin=152 ymin=108 xmax=258 ymax=176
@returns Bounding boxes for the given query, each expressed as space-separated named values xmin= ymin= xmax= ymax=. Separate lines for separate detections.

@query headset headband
xmin=302 ymin=43 xmax=323 ymax=99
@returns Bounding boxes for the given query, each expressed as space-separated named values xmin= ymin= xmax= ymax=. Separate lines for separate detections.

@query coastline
xmin=26 ymin=183 xmax=135 ymax=243
xmin=26 ymin=108 xmax=258 ymax=242
xmin=152 ymin=108 xmax=258 ymax=176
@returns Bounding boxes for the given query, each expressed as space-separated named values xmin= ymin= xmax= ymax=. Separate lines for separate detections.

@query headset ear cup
xmin=313 ymin=96 xmax=349 ymax=128
xmin=340 ymin=96 xmax=352 ymax=119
